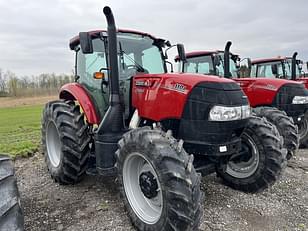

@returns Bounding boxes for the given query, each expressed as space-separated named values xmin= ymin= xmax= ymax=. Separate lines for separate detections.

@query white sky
xmin=0 ymin=0 xmax=307 ymax=76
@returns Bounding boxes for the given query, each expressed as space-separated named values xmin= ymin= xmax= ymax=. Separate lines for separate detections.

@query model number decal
xmin=174 ymin=83 xmax=186 ymax=93
xmin=162 ymin=83 xmax=188 ymax=94
xmin=254 ymin=84 xmax=277 ymax=91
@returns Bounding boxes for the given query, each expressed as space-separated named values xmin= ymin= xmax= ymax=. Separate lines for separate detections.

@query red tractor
xmin=41 ymin=7 xmax=285 ymax=230
xmin=251 ymin=54 xmax=308 ymax=146
xmin=175 ymin=41 xmax=307 ymax=159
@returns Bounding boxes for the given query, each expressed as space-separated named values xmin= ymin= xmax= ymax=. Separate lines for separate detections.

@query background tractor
xmin=175 ymin=41 xmax=308 ymax=159
xmin=251 ymin=53 xmax=308 ymax=146
xmin=41 ymin=7 xmax=285 ymax=230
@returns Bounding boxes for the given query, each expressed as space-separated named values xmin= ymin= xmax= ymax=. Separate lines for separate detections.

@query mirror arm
xmin=164 ymin=45 xmax=176 ymax=60
xmin=165 ymin=61 xmax=174 ymax=73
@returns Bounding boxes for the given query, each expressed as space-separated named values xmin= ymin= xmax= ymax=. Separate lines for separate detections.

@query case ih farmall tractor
xmin=251 ymin=54 xmax=308 ymax=146
xmin=41 ymin=7 xmax=285 ymax=230
xmin=175 ymin=41 xmax=308 ymax=159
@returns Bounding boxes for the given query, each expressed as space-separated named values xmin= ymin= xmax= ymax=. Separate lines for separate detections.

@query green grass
xmin=0 ymin=105 xmax=43 ymax=158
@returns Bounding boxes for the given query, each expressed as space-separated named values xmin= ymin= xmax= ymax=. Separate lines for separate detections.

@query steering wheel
xmin=125 ymin=65 xmax=149 ymax=74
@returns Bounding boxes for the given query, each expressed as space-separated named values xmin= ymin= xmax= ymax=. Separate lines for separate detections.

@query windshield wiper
xmin=119 ymin=42 xmax=145 ymax=72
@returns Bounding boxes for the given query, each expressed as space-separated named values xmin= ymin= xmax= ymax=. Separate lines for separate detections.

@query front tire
xmin=0 ymin=155 xmax=24 ymax=231
xmin=253 ymin=106 xmax=299 ymax=159
xmin=217 ymin=116 xmax=286 ymax=193
xmin=116 ymin=127 xmax=202 ymax=230
xmin=41 ymin=100 xmax=91 ymax=184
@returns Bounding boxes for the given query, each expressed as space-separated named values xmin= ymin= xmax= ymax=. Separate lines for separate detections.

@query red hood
xmin=132 ymin=72 xmax=241 ymax=121
xmin=234 ymin=77 xmax=304 ymax=107
xmin=238 ymin=77 xmax=302 ymax=90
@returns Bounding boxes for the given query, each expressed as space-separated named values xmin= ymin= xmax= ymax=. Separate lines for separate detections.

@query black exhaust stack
xmin=224 ymin=41 xmax=232 ymax=78
xmin=291 ymin=52 xmax=298 ymax=80
xmin=95 ymin=6 xmax=124 ymax=176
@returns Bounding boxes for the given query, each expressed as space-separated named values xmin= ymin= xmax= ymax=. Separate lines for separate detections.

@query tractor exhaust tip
xmin=225 ymin=41 xmax=232 ymax=52
xmin=103 ymin=6 xmax=112 ymax=15
xmin=292 ymin=52 xmax=298 ymax=59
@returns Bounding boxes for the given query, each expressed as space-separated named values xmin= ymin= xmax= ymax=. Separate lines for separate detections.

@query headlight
xmin=292 ymin=96 xmax=308 ymax=104
xmin=209 ymin=105 xmax=251 ymax=121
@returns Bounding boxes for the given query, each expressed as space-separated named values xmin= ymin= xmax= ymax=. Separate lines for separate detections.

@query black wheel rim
xmin=226 ymin=133 xmax=259 ymax=179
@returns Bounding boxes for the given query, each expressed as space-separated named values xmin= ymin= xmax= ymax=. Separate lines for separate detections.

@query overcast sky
xmin=0 ymin=0 xmax=307 ymax=76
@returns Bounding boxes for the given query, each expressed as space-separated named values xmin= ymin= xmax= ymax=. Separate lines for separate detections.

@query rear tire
xmin=253 ymin=106 xmax=299 ymax=160
xmin=116 ymin=127 xmax=202 ymax=231
xmin=41 ymin=100 xmax=91 ymax=184
xmin=0 ymin=155 xmax=24 ymax=231
xmin=216 ymin=116 xmax=286 ymax=193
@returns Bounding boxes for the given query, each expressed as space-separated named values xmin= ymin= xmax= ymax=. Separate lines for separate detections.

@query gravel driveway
xmin=15 ymin=150 xmax=308 ymax=231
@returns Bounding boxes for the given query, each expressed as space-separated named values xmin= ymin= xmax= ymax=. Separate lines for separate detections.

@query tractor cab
xmin=69 ymin=30 xmax=169 ymax=119
xmin=251 ymin=56 xmax=303 ymax=80
xmin=176 ymin=50 xmax=239 ymax=78
xmin=251 ymin=55 xmax=308 ymax=90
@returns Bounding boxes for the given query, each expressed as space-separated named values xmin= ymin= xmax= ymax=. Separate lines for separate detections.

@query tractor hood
xmin=132 ymin=72 xmax=246 ymax=121
xmin=236 ymin=77 xmax=302 ymax=92
xmin=234 ymin=77 xmax=308 ymax=109
xmin=297 ymin=77 xmax=308 ymax=89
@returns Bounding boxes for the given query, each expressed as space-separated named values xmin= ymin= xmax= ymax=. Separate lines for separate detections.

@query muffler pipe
xmin=224 ymin=41 xmax=232 ymax=78
xmin=95 ymin=6 xmax=124 ymax=175
xmin=291 ymin=52 xmax=298 ymax=80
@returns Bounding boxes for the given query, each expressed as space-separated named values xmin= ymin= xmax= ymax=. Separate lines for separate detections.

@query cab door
xmin=77 ymin=38 xmax=109 ymax=119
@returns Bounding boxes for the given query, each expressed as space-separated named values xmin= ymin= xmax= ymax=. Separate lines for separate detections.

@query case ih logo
xmin=135 ymin=80 xmax=151 ymax=87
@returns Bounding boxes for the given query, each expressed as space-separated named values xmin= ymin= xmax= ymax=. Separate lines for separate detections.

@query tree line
xmin=0 ymin=69 xmax=74 ymax=97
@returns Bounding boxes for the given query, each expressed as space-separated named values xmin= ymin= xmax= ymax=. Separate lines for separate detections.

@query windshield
xmin=182 ymin=52 xmax=238 ymax=77
xmin=253 ymin=59 xmax=301 ymax=79
xmin=254 ymin=61 xmax=284 ymax=78
xmin=182 ymin=55 xmax=216 ymax=75
xmin=77 ymin=32 xmax=165 ymax=81
xmin=117 ymin=33 xmax=165 ymax=75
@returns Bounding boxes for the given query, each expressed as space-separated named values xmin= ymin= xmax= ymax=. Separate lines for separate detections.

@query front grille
xmin=178 ymin=82 xmax=248 ymax=145
xmin=272 ymin=83 xmax=308 ymax=117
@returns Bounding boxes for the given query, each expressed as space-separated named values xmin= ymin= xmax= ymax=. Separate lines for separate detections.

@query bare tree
xmin=0 ymin=68 xmax=6 ymax=94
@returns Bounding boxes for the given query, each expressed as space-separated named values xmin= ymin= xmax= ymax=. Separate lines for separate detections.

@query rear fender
xmin=59 ymin=83 xmax=100 ymax=124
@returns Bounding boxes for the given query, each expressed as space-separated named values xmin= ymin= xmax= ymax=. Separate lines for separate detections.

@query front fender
xmin=59 ymin=83 xmax=100 ymax=124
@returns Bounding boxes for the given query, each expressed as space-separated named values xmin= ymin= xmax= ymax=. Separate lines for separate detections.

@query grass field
xmin=0 ymin=96 xmax=56 ymax=158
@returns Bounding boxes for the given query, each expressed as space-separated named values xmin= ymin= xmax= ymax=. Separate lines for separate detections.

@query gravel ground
xmin=15 ymin=150 xmax=308 ymax=231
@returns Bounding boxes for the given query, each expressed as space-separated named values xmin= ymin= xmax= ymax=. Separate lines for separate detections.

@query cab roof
xmin=174 ymin=50 xmax=219 ymax=61
xmin=69 ymin=29 xmax=163 ymax=50
xmin=252 ymin=57 xmax=289 ymax=65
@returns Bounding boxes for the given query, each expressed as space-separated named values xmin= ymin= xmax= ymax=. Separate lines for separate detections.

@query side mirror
xmin=177 ymin=44 xmax=186 ymax=62
xmin=236 ymin=58 xmax=240 ymax=68
xmin=271 ymin=64 xmax=278 ymax=75
xmin=298 ymin=61 xmax=303 ymax=71
xmin=79 ymin=32 xmax=93 ymax=54
xmin=213 ymin=55 xmax=221 ymax=66
xmin=247 ymin=58 xmax=252 ymax=70
xmin=306 ymin=61 xmax=308 ymax=70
